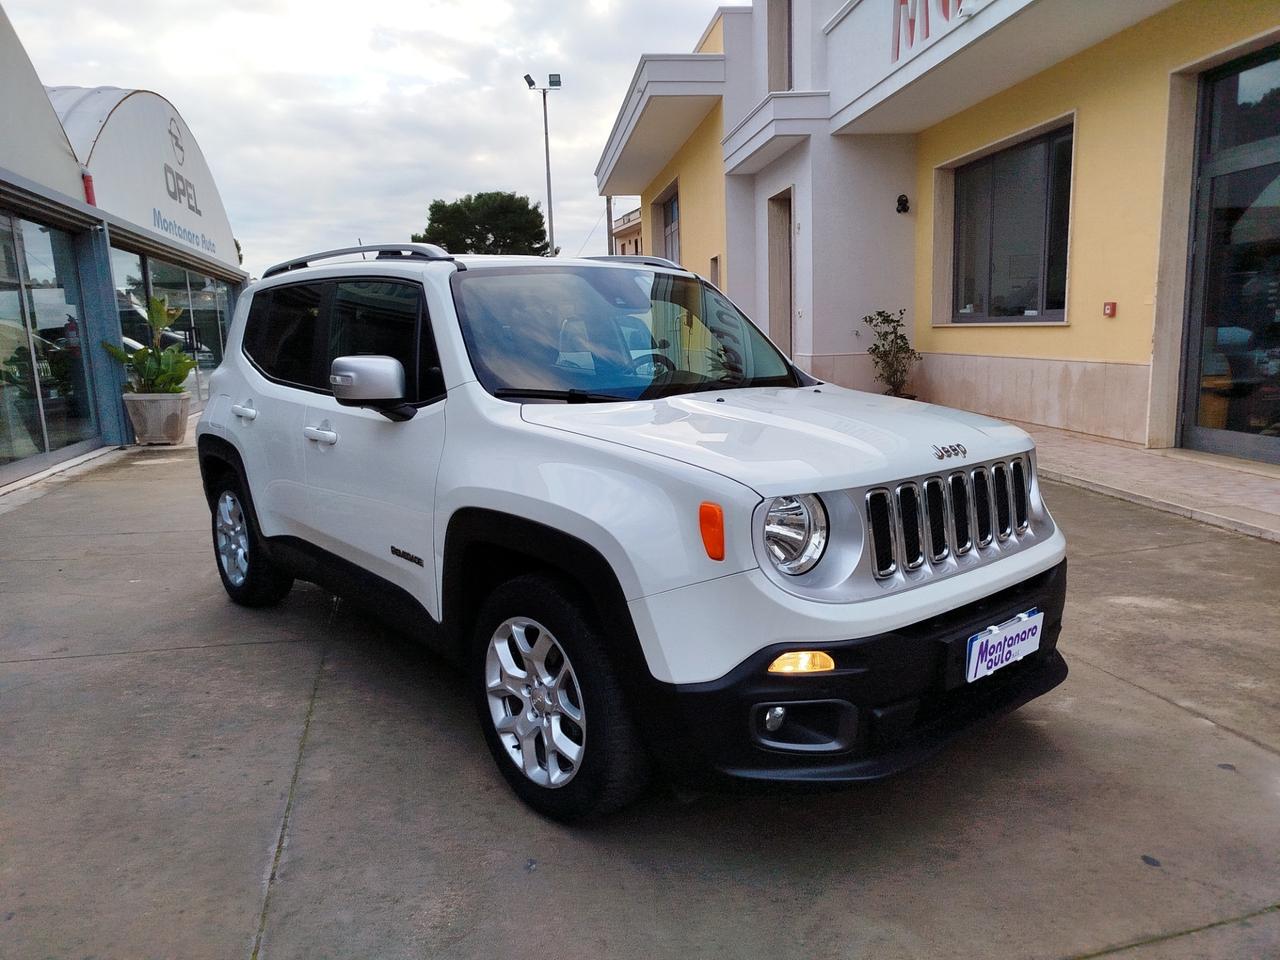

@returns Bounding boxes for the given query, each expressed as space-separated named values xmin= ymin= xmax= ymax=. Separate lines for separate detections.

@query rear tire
xmin=472 ymin=574 xmax=648 ymax=821
xmin=210 ymin=479 xmax=294 ymax=607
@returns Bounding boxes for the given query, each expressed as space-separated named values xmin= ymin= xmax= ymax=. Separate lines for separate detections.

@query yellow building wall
xmin=914 ymin=0 xmax=1279 ymax=365
xmin=697 ymin=14 xmax=725 ymax=54
xmin=640 ymin=100 xmax=727 ymax=285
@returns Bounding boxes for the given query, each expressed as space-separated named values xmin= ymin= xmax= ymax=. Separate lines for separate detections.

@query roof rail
xmin=262 ymin=243 xmax=463 ymax=279
xmin=584 ymin=254 xmax=686 ymax=271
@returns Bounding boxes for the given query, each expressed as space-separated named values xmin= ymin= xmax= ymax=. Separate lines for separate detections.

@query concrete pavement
xmin=1 ymin=449 xmax=1277 ymax=959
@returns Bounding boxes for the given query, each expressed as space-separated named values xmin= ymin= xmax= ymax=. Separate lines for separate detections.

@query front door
xmin=302 ymin=278 xmax=445 ymax=618
xmin=1181 ymin=45 xmax=1280 ymax=464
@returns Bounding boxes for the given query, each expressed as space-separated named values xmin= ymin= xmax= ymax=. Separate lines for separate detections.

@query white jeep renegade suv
xmin=196 ymin=243 xmax=1068 ymax=820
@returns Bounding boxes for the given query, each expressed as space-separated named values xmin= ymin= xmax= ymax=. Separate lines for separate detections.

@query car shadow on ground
xmin=306 ymin=587 xmax=1071 ymax=860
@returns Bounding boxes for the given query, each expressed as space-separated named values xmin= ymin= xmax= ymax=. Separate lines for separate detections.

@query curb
xmin=1038 ymin=467 xmax=1280 ymax=545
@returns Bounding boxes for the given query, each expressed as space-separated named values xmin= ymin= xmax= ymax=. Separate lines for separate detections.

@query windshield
xmin=449 ymin=265 xmax=801 ymax=401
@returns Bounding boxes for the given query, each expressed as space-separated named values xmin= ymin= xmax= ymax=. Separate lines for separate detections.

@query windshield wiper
xmin=491 ymin=387 xmax=635 ymax=404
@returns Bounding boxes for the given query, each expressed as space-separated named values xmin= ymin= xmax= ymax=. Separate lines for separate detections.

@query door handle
xmin=230 ymin=401 xmax=257 ymax=421
xmin=303 ymin=425 xmax=338 ymax=445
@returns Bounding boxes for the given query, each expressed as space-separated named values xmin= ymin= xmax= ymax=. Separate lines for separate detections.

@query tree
xmin=411 ymin=191 xmax=551 ymax=256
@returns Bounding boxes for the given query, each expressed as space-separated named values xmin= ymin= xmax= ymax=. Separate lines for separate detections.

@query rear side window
xmin=242 ymin=283 xmax=325 ymax=389
xmin=327 ymin=280 xmax=424 ymax=398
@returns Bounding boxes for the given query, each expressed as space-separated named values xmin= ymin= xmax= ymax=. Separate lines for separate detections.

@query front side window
xmin=242 ymin=282 xmax=324 ymax=389
xmin=953 ymin=126 xmax=1073 ymax=322
xmin=450 ymin=265 xmax=799 ymax=402
xmin=328 ymin=280 xmax=430 ymax=400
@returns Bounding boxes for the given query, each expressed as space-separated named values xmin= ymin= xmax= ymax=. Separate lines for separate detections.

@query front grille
xmin=866 ymin=455 xmax=1035 ymax=581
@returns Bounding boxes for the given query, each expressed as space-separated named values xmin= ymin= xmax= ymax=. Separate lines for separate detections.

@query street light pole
xmin=540 ymin=87 xmax=555 ymax=256
xmin=524 ymin=73 xmax=561 ymax=256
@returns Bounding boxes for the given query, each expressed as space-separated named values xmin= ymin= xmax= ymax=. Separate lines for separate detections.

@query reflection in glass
xmin=954 ymin=161 xmax=991 ymax=317
xmin=187 ymin=272 xmax=225 ymax=368
xmin=148 ymin=257 xmax=206 ymax=403
xmin=110 ymin=247 xmax=149 ymax=347
xmin=990 ymin=141 xmax=1047 ymax=317
xmin=0 ymin=216 xmax=43 ymax=465
xmin=17 ymin=219 xmax=96 ymax=453
xmin=1045 ymin=134 xmax=1073 ymax=311
xmin=1196 ymin=162 xmax=1280 ymax=438
xmin=1211 ymin=49 xmax=1280 ymax=154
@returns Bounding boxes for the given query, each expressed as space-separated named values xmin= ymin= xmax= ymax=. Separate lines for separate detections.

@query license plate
xmin=965 ymin=608 xmax=1044 ymax=683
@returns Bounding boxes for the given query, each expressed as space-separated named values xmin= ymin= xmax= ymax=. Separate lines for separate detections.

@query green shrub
xmin=862 ymin=308 xmax=920 ymax=397
xmin=103 ymin=296 xmax=196 ymax=394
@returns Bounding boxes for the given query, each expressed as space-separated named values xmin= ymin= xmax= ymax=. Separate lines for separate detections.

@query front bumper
xmin=637 ymin=559 xmax=1068 ymax=786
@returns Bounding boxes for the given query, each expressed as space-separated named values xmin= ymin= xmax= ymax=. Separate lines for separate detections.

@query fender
xmin=197 ymin=433 xmax=253 ymax=514
xmin=440 ymin=507 xmax=657 ymax=698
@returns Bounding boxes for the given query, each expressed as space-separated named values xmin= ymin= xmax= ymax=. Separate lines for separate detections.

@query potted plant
xmin=862 ymin=308 xmax=921 ymax=399
xmin=104 ymin=296 xmax=197 ymax=444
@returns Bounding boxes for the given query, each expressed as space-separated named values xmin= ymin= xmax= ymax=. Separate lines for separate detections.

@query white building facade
xmin=598 ymin=0 xmax=1280 ymax=464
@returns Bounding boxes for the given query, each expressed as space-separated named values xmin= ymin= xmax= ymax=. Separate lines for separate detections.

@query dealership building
xmin=597 ymin=0 xmax=1280 ymax=464
xmin=0 ymin=5 xmax=244 ymax=484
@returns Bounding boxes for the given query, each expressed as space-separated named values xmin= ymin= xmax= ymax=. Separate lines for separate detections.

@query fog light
xmin=763 ymin=706 xmax=786 ymax=732
xmin=768 ymin=650 xmax=835 ymax=674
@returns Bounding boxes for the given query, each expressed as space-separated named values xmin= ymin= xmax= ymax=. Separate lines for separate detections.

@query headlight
xmin=762 ymin=494 xmax=828 ymax=575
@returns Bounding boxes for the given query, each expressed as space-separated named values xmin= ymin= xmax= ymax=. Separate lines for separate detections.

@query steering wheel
xmin=630 ymin=352 xmax=677 ymax=383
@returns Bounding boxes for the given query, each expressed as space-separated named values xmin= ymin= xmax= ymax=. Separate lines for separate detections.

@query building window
xmin=953 ymin=125 xmax=1073 ymax=322
xmin=767 ymin=0 xmax=793 ymax=92
xmin=662 ymin=195 xmax=680 ymax=264
xmin=709 ymin=256 xmax=721 ymax=287
xmin=1 ymin=213 xmax=97 ymax=469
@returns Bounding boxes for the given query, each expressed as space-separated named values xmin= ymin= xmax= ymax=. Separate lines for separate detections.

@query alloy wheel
xmin=215 ymin=490 xmax=250 ymax=587
xmin=485 ymin=616 xmax=586 ymax=788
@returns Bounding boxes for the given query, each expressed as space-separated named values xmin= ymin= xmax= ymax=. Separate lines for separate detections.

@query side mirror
xmin=329 ymin=356 xmax=416 ymax=422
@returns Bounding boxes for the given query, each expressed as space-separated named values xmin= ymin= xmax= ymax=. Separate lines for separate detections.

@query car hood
xmin=520 ymin=385 xmax=1033 ymax=498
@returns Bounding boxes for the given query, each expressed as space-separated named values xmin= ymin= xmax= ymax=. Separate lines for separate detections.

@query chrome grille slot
xmin=1011 ymin=458 xmax=1029 ymax=532
xmin=949 ymin=472 xmax=972 ymax=555
xmin=866 ymin=489 xmax=896 ymax=577
xmin=895 ymin=483 xmax=925 ymax=571
xmin=992 ymin=462 xmax=1013 ymax=541
xmin=923 ymin=477 xmax=949 ymax=562
xmin=972 ymin=467 xmax=994 ymax=548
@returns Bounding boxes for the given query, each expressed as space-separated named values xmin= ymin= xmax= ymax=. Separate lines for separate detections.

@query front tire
xmin=210 ymin=480 xmax=294 ymax=607
xmin=472 ymin=575 xmax=648 ymax=821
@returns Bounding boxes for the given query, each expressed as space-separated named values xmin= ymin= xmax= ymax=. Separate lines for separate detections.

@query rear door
xmin=231 ymin=281 xmax=326 ymax=539
xmin=301 ymin=277 xmax=446 ymax=616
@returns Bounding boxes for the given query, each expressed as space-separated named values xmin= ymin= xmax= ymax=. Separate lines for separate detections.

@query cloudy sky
xmin=8 ymin=0 xmax=721 ymax=276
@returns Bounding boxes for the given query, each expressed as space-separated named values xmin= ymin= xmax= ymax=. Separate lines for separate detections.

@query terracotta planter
xmin=122 ymin=392 xmax=191 ymax=445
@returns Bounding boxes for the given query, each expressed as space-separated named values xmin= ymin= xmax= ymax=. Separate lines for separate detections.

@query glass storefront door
xmin=1183 ymin=46 xmax=1280 ymax=463
xmin=0 ymin=212 xmax=98 ymax=472
xmin=0 ymin=217 xmax=43 ymax=466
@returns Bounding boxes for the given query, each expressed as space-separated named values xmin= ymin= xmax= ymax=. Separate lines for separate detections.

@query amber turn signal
xmin=768 ymin=650 xmax=836 ymax=674
xmin=699 ymin=502 xmax=725 ymax=561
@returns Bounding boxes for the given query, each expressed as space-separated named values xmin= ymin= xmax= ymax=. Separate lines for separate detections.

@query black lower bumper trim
xmin=635 ymin=559 xmax=1068 ymax=787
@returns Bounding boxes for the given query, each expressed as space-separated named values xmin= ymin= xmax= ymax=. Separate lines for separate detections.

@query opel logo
xmin=169 ymin=117 xmax=185 ymax=166
xmin=932 ymin=443 xmax=967 ymax=460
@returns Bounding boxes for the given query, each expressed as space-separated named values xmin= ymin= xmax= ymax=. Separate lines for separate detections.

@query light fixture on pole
xmin=524 ymin=72 xmax=561 ymax=256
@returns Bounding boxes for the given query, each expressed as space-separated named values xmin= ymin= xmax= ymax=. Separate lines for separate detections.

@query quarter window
xmin=953 ymin=126 xmax=1073 ymax=322
xmin=242 ymin=283 xmax=325 ymax=388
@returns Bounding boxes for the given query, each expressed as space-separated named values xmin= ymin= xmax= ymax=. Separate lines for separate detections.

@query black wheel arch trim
xmin=197 ymin=434 xmax=263 ymax=531
xmin=440 ymin=507 xmax=660 ymax=711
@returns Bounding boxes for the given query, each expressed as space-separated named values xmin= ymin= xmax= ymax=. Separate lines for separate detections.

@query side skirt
xmin=263 ymin=535 xmax=450 ymax=660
